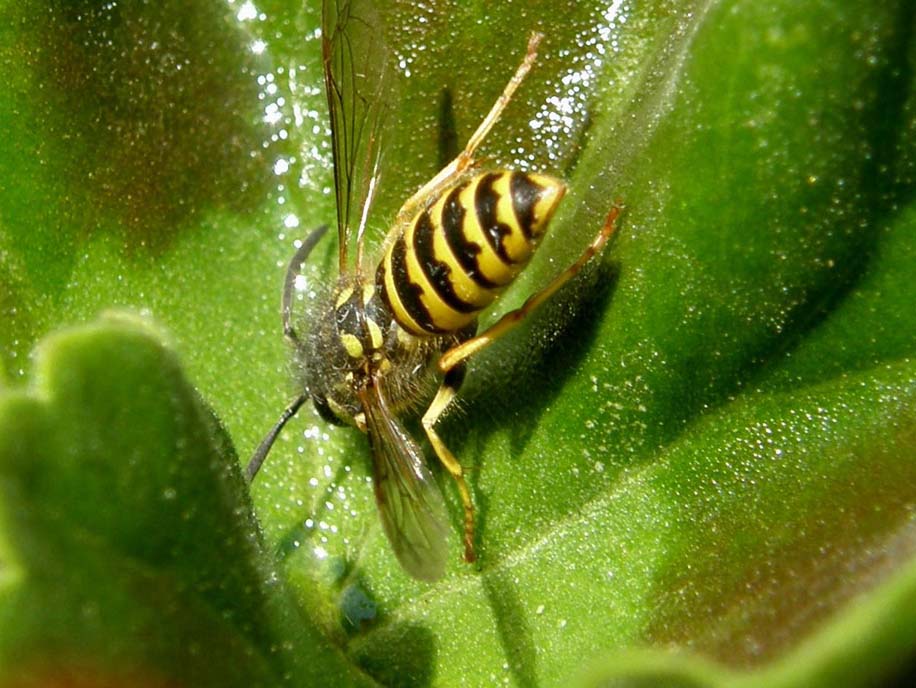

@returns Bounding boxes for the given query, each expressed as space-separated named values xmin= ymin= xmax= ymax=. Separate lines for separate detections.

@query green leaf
xmin=0 ymin=315 xmax=370 ymax=686
xmin=578 ymin=559 xmax=916 ymax=688
xmin=1 ymin=0 xmax=915 ymax=686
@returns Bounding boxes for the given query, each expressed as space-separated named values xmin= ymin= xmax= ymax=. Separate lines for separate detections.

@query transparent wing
xmin=322 ymin=0 xmax=393 ymax=272
xmin=360 ymin=383 xmax=450 ymax=581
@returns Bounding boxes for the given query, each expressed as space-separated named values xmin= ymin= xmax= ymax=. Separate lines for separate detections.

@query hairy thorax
xmin=298 ymin=273 xmax=458 ymax=430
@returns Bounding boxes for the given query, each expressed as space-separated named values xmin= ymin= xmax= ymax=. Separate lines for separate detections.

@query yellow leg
xmin=439 ymin=205 xmax=621 ymax=373
xmin=422 ymin=370 xmax=477 ymax=563
xmin=381 ymin=33 xmax=544 ymax=253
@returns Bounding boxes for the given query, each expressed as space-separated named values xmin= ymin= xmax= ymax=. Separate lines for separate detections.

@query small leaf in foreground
xmin=0 ymin=314 xmax=369 ymax=688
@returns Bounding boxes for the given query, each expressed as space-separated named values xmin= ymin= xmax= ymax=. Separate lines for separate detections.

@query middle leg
xmin=421 ymin=365 xmax=477 ymax=563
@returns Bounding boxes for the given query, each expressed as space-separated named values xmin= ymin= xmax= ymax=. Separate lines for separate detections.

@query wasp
xmin=247 ymin=0 xmax=620 ymax=582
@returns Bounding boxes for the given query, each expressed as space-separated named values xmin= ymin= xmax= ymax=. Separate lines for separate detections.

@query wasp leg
xmin=282 ymin=225 xmax=329 ymax=345
xmin=383 ymin=32 xmax=544 ymax=252
xmin=421 ymin=365 xmax=477 ymax=563
xmin=439 ymin=206 xmax=621 ymax=373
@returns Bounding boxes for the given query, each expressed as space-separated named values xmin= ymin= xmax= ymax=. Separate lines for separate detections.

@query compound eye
xmin=312 ymin=392 xmax=345 ymax=426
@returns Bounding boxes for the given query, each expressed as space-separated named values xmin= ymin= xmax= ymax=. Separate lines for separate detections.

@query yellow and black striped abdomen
xmin=378 ymin=170 xmax=566 ymax=336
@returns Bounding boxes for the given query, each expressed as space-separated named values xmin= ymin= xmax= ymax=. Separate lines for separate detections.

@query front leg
xmin=421 ymin=365 xmax=477 ymax=563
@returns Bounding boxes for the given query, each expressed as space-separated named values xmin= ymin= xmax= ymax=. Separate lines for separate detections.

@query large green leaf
xmin=0 ymin=315 xmax=370 ymax=687
xmin=0 ymin=0 xmax=914 ymax=686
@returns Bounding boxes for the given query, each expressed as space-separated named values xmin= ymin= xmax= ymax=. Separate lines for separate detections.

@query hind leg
xmin=439 ymin=206 xmax=621 ymax=373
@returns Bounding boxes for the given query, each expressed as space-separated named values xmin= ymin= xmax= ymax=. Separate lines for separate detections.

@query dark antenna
xmin=282 ymin=225 xmax=329 ymax=344
xmin=246 ymin=393 xmax=310 ymax=482
xmin=249 ymin=224 xmax=329 ymax=482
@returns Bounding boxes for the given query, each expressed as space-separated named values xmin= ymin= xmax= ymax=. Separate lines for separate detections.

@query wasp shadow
xmin=482 ymin=566 xmax=540 ymax=688
xmin=441 ymin=256 xmax=621 ymax=546
xmin=715 ymin=0 xmax=914 ymax=397
xmin=351 ymin=620 xmax=437 ymax=688
xmin=460 ymin=255 xmax=617 ymax=444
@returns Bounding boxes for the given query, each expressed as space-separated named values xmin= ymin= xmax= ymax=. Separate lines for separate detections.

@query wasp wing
xmin=361 ymin=383 xmax=450 ymax=581
xmin=322 ymin=0 xmax=394 ymax=272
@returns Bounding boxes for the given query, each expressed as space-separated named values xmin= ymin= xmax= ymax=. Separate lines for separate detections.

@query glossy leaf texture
xmin=0 ymin=0 xmax=914 ymax=687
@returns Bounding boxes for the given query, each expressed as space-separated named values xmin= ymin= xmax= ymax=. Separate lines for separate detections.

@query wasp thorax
xmin=302 ymin=274 xmax=439 ymax=429
xmin=332 ymin=280 xmax=390 ymax=361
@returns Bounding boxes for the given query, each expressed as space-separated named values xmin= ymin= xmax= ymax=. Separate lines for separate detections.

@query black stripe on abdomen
xmin=413 ymin=210 xmax=478 ymax=315
xmin=442 ymin=183 xmax=498 ymax=289
xmin=475 ymin=172 xmax=515 ymax=265
xmin=386 ymin=236 xmax=442 ymax=333
xmin=509 ymin=171 xmax=544 ymax=239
